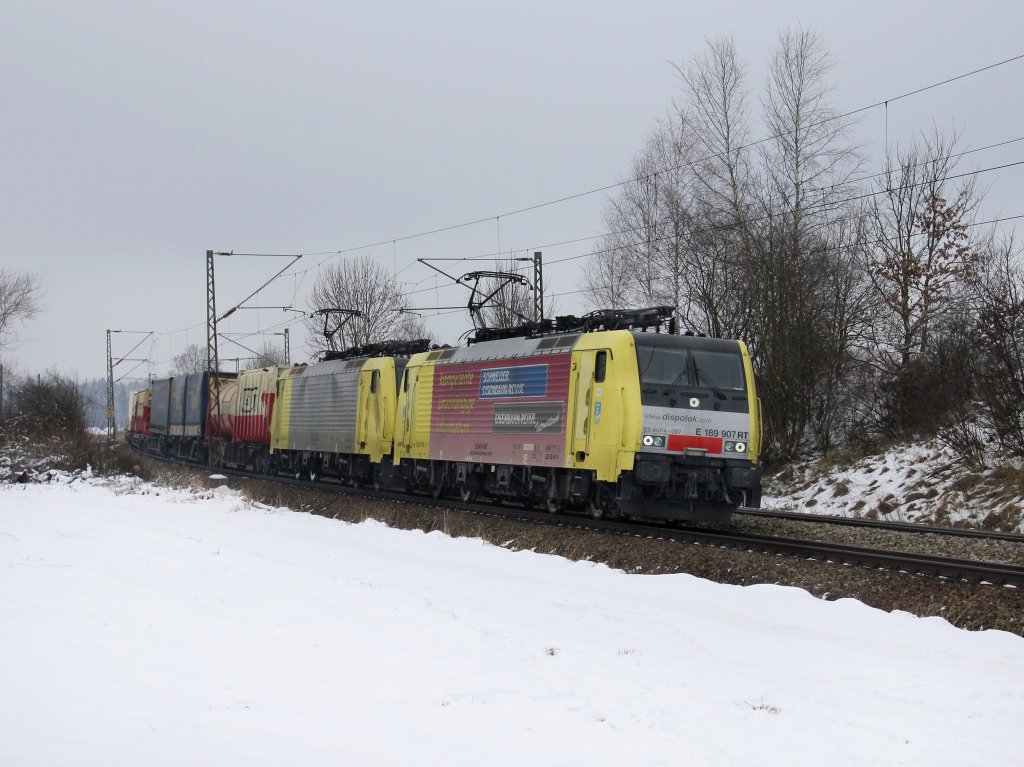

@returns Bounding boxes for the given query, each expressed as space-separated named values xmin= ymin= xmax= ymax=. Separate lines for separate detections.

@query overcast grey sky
xmin=3 ymin=0 xmax=1023 ymax=381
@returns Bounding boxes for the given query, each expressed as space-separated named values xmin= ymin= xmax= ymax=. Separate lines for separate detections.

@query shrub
xmin=5 ymin=371 xmax=88 ymax=436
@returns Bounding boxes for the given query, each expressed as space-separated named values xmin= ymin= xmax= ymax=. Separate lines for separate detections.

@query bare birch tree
xmin=582 ymin=120 xmax=695 ymax=320
xmin=675 ymin=36 xmax=758 ymax=338
xmin=584 ymin=28 xmax=875 ymax=458
xmin=750 ymin=26 xmax=863 ymax=459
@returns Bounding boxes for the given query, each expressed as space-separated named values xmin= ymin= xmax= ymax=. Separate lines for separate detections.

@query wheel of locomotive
xmin=587 ymin=498 xmax=604 ymax=519
xmin=545 ymin=493 xmax=560 ymax=514
xmin=431 ymin=481 xmax=446 ymax=500
xmin=460 ymin=485 xmax=476 ymax=503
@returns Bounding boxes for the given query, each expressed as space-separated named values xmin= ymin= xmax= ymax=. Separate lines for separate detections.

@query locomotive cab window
xmin=637 ymin=346 xmax=691 ymax=387
xmin=594 ymin=351 xmax=607 ymax=383
xmin=692 ymin=350 xmax=745 ymax=391
xmin=370 ymin=370 xmax=379 ymax=393
xmin=402 ymin=369 xmax=409 ymax=392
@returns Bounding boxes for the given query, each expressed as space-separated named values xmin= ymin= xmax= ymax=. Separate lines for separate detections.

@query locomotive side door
xmin=398 ymin=364 xmax=418 ymax=459
xmin=570 ymin=350 xmax=598 ymax=462
xmin=401 ymin=367 xmax=413 ymax=453
xmin=357 ymin=368 xmax=382 ymax=457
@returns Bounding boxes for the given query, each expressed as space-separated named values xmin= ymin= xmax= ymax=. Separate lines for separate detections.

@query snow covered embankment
xmin=766 ymin=439 xmax=1024 ymax=532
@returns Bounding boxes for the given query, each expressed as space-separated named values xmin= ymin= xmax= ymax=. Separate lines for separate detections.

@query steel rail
xmin=735 ymin=507 xmax=1024 ymax=543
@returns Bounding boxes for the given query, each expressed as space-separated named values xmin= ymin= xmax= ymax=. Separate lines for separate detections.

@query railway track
xmin=139 ymin=449 xmax=1024 ymax=588
xmin=459 ymin=503 xmax=1024 ymax=588
xmin=735 ymin=506 xmax=1024 ymax=543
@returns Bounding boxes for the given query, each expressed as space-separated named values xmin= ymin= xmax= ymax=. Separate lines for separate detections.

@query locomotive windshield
xmin=692 ymin=350 xmax=744 ymax=391
xmin=636 ymin=346 xmax=691 ymax=387
xmin=634 ymin=336 xmax=746 ymax=396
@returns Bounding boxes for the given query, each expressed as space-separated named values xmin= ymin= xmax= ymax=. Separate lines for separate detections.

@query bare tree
xmin=582 ymin=120 xmax=693 ymax=318
xmin=244 ymin=339 xmax=288 ymax=369
xmin=958 ymin=236 xmax=1024 ymax=457
xmin=808 ymin=212 xmax=876 ymax=452
xmin=749 ymin=26 xmax=863 ymax=460
xmin=583 ymin=28 xmax=876 ymax=459
xmin=675 ymin=36 xmax=758 ymax=338
xmin=862 ymin=129 xmax=984 ymax=436
xmin=581 ymin=223 xmax=635 ymax=310
xmin=868 ymin=129 xmax=980 ymax=370
xmin=0 ymin=268 xmax=43 ymax=350
xmin=172 ymin=344 xmax=207 ymax=375
xmin=305 ymin=255 xmax=427 ymax=356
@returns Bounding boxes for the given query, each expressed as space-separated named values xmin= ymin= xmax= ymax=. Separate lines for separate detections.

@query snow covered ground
xmin=764 ymin=438 xmax=1024 ymax=531
xmin=2 ymin=474 xmax=1022 ymax=766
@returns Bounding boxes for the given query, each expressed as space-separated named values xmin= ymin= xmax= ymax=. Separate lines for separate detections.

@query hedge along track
xmin=134 ymin=447 xmax=1024 ymax=589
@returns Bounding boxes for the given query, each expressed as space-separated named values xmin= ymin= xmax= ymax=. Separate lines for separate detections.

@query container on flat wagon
xmin=128 ymin=389 xmax=152 ymax=435
xmin=207 ymin=376 xmax=238 ymax=441
xmin=233 ymin=365 xmax=300 ymax=445
xmin=150 ymin=378 xmax=172 ymax=436
xmin=181 ymin=373 xmax=208 ymax=438
xmin=169 ymin=377 xmax=188 ymax=436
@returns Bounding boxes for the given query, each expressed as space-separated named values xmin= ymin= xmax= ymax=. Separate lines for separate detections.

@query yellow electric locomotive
xmin=268 ymin=340 xmax=429 ymax=485
xmin=396 ymin=308 xmax=761 ymax=521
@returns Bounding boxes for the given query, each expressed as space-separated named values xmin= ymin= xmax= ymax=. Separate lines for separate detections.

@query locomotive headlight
xmin=724 ymin=440 xmax=747 ymax=453
xmin=642 ymin=434 xmax=665 ymax=448
xmin=689 ymin=397 xmax=700 ymax=408
xmin=735 ymin=441 xmax=746 ymax=453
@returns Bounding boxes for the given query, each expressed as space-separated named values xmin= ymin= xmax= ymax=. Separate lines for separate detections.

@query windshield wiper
xmin=695 ymin=366 xmax=727 ymax=400
xmin=665 ymin=366 xmax=690 ymax=389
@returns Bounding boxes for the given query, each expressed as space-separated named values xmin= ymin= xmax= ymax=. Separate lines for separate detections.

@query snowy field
xmin=2 ymin=475 xmax=1022 ymax=766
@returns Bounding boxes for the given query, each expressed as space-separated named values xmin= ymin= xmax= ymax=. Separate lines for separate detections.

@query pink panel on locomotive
xmin=429 ymin=354 xmax=572 ymax=467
